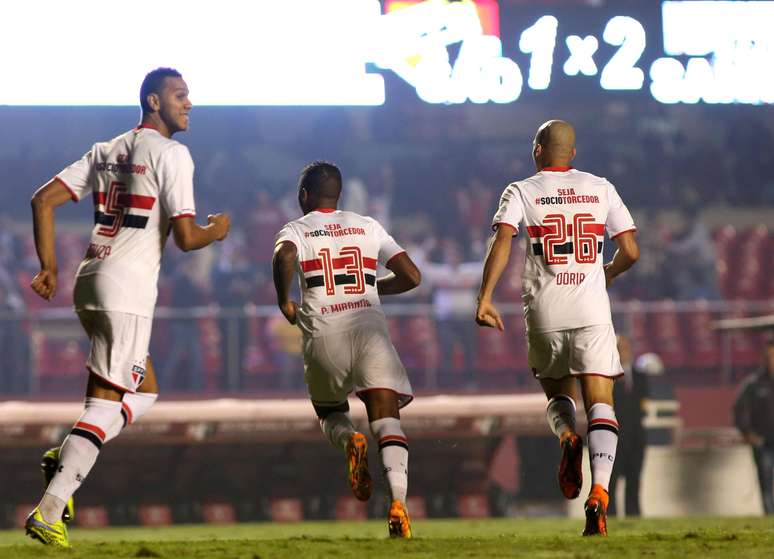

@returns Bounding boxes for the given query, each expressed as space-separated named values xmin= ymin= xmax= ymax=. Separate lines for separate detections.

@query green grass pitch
xmin=1 ymin=517 xmax=773 ymax=558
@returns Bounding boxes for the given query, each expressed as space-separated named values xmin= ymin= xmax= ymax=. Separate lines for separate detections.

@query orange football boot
xmin=346 ymin=432 xmax=372 ymax=501
xmin=583 ymin=484 xmax=610 ymax=536
xmin=388 ymin=499 xmax=412 ymax=539
xmin=558 ymin=433 xmax=583 ymax=499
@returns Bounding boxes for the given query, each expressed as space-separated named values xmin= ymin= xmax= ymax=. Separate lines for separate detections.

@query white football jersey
xmin=492 ymin=166 xmax=636 ymax=332
xmin=275 ymin=209 xmax=405 ymax=337
xmin=57 ymin=125 xmax=196 ymax=317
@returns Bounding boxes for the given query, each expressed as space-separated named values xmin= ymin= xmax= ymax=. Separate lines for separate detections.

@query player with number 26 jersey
xmin=492 ymin=166 xmax=636 ymax=333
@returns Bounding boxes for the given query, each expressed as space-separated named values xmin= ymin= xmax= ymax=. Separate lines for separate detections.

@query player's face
xmin=158 ymin=77 xmax=192 ymax=134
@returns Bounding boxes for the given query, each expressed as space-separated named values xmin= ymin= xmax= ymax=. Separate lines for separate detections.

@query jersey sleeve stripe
xmin=170 ymin=213 xmax=196 ymax=220
xmin=493 ymin=222 xmax=518 ymax=235
xmin=610 ymin=227 xmax=637 ymax=240
xmin=55 ymin=175 xmax=79 ymax=202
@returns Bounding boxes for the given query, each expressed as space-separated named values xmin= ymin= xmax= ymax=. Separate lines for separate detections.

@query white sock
xmin=39 ymin=397 xmax=122 ymax=523
xmin=104 ymin=392 xmax=159 ymax=442
xmin=587 ymin=403 xmax=619 ymax=491
xmin=370 ymin=417 xmax=408 ymax=503
xmin=546 ymin=394 xmax=576 ymax=439
xmin=320 ymin=411 xmax=356 ymax=451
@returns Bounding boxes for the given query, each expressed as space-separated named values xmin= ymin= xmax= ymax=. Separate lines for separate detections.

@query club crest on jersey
xmin=131 ymin=364 xmax=146 ymax=390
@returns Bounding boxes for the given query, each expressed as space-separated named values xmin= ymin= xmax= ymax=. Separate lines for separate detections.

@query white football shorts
xmin=528 ymin=324 xmax=623 ymax=380
xmin=303 ymin=321 xmax=413 ymax=408
xmin=76 ymin=310 xmax=151 ymax=393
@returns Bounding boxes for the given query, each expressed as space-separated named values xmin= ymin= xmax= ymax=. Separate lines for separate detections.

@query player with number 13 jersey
xmin=273 ymin=162 xmax=421 ymax=538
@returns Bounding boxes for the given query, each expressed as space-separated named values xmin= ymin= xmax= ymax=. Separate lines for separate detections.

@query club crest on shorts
xmin=131 ymin=363 xmax=146 ymax=390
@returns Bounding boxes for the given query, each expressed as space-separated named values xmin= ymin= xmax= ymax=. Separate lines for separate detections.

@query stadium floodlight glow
xmin=0 ymin=0 xmax=386 ymax=106
xmin=564 ymin=36 xmax=599 ymax=77
xmin=2 ymin=0 xmax=773 ymax=106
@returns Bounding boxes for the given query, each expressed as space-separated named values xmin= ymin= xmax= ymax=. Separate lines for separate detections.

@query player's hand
xmin=279 ymin=300 xmax=298 ymax=325
xmin=475 ymin=299 xmax=504 ymax=331
xmin=30 ymin=269 xmax=57 ymax=301
xmin=208 ymin=213 xmax=231 ymax=241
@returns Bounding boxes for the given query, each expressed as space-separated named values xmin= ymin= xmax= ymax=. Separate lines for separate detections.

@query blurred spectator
xmin=265 ymin=314 xmax=303 ymax=390
xmin=161 ymin=259 xmax=207 ymax=392
xmin=609 ymin=335 xmax=651 ymax=517
xmin=733 ymin=338 xmax=774 ymax=515
xmin=425 ymin=239 xmax=480 ymax=388
xmin=665 ymin=208 xmax=719 ymax=299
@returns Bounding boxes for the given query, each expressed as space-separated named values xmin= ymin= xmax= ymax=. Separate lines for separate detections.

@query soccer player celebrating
xmin=272 ymin=162 xmax=421 ymax=538
xmin=26 ymin=68 xmax=230 ymax=547
xmin=475 ymin=120 xmax=639 ymax=536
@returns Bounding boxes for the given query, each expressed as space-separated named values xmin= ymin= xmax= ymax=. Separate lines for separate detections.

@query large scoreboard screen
xmin=2 ymin=0 xmax=772 ymax=106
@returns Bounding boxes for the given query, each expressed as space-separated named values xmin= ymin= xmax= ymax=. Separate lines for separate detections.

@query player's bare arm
xmin=272 ymin=240 xmax=299 ymax=324
xmin=475 ymin=224 xmax=513 ymax=331
xmin=30 ymin=179 xmax=76 ymax=300
xmin=171 ymin=213 xmax=230 ymax=252
xmin=603 ymin=230 xmax=639 ymax=287
xmin=377 ymin=252 xmax=421 ymax=295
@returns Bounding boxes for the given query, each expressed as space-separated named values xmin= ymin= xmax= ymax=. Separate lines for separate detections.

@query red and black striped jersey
xmin=57 ymin=125 xmax=196 ymax=317
xmin=275 ymin=209 xmax=404 ymax=337
xmin=492 ymin=167 xmax=636 ymax=333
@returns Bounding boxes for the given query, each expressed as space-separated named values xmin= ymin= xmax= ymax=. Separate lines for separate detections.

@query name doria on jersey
xmin=535 ymin=187 xmax=599 ymax=206
xmin=320 ymin=298 xmax=373 ymax=314
xmin=304 ymin=223 xmax=366 ymax=238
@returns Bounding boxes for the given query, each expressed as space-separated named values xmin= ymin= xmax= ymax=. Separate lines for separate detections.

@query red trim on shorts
xmin=122 ymin=402 xmax=134 ymax=424
xmin=74 ymin=421 xmax=107 ymax=441
xmin=610 ymin=227 xmax=637 ymax=240
xmin=55 ymin=176 xmax=79 ymax=202
xmin=86 ymin=366 xmax=135 ymax=394
xmin=532 ymin=370 xmax=625 ymax=380
xmin=385 ymin=251 xmax=407 ymax=268
xmin=170 ymin=213 xmax=196 ymax=220
xmin=355 ymin=388 xmax=414 ymax=409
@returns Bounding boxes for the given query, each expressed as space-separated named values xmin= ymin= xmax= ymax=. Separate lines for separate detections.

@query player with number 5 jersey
xmin=25 ymin=68 xmax=230 ymax=548
xmin=476 ymin=120 xmax=640 ymax=537
xmin=273 ymin=161 xmax=421 ymax=538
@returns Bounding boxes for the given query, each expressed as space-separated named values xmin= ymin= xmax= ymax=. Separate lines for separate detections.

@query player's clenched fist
xmin=30 ymin=269 xmax=57 ymax=301
xmin=208 ymin=213 xmax=231 ymax=241
xmin=475 ymin=299 xmax=504 ymax=331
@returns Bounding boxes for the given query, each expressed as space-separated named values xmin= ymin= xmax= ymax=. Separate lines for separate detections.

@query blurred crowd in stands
xmin=0 ymin=99 xmax=772 ymax=395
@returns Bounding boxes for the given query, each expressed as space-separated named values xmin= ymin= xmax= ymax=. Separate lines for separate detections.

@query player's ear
xmin=147 ymin=92 xmax=161 ymax=112
xmin=570 ymin=147 xmax=577 ymax=162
